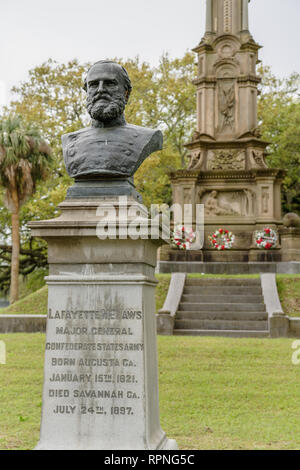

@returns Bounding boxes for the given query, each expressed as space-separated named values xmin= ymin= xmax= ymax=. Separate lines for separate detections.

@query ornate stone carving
xmin=262 ymin=187 xmax=270 ymax=214
xmin=224 ymin=0 xmax=233 ymax=33
xmin=200 ymin=188 xmax=256 ymax=217
xmin=252 ymin=150 xmax=267 ymax=168
xmin=183 ymin=188 xmax=192 ymax=204
xmin=243 ymin=189 xmax=256 ymax=216
xmin=187 ymin=150 xmax=203 ymax=170
xmin=207 ymin=149 xmax=245 ymax=171
xmin=219 ymin=83 xmax=235 ymax=131
xmin=191 ymin=130 xmax=201 ymax=142
xmin=204 ymin=190 xmax=239 ymax=216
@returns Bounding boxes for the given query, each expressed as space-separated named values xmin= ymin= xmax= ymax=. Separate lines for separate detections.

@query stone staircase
xmin=174 ymin=278 xmax=270 ymax=337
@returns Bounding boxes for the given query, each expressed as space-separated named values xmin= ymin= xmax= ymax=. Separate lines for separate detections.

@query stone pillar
xmin=30 ymin=197 xmax=177 ymax=450
xmin=206 ymin=0 xmax=213 ymax=33
xmin=242 ymin=0 xmax=249 ymax=31
xmin=280 ymin=227 xmax=300 ymax=261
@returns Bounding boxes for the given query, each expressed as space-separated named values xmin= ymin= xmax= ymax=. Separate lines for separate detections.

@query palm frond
xmin=0 ymin=115 xmax=53 ymax=210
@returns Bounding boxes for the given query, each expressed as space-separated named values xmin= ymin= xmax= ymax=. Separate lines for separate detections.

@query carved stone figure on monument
xmin=205 ymin=190 xmax=239 ymax=216
xmin=219 ymin=84 xmax=235 ymax=131
xmin=262 ymin=190 xmax=270 ymax=214
xmin=62 ymin=61 xmax=163 ymax=179
xmin=243 ymin=189 xmax=256 ymax=216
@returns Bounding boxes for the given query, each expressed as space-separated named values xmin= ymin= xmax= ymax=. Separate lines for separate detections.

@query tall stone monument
xmin=29 ymin=61 xmax=177 ymax=450
xmin=167 ymin=0 xmax=285 ymax=263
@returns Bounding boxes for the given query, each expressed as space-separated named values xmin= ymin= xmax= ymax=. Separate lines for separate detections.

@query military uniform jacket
xmin=62 ymin=124 xmax=163 ymax=178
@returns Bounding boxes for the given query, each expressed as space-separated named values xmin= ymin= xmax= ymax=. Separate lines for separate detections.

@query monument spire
xmin=205 ymin=0 xmax=213 ymax=33
xmin=204 ymin=0 xmax=251 ymax=37
xmin=241 ymin=0 xmax=250 ymax=32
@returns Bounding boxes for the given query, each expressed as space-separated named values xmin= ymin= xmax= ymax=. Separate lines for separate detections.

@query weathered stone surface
xmin=280 ymin=227 xmax=300 ymax=261
xmin=156 ymin=273 xmax=186 ymax=335
xmin=30 ymin=198 xmax=177 ymax=450
xmin=157 ymin=261 xmax=300 ymax=274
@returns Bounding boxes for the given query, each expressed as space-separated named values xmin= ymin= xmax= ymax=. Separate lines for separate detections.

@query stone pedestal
xmin=248 ymin=248 xmax=282 ymax=263
xmin=29 ymin=197 xmax=177 ymax=450
xmin=280 ymin=228 xmax=300 ymax=261
xmin=167 ymin=169 xmax=284 ymax=262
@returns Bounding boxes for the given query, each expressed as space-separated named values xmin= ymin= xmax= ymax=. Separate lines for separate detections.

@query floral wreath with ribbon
xmin=254 ymin=227 xmax=278 ymax=250
xmin=171 ymin=225 xmax=196 ymax=250
xmin=208 ymin=228 xmax=235 ymax=250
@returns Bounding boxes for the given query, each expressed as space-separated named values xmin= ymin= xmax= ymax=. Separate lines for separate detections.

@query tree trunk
xmin=10 ymin=205 xmax=20 ymax=304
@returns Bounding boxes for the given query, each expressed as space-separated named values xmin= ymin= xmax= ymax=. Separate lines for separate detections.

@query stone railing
xmin=156 ymin=273 xmax=186 ymax=335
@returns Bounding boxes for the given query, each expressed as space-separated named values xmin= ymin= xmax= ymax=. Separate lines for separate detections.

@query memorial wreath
xmin=172 ymin=225 xmax=196 ymax=250
xmin=208 ymin=228 xmax=235 ymax=250
xmin=254 ymin=227 xmax=278 ymax=250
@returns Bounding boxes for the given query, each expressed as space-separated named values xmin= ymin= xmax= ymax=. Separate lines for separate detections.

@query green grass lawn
xmin=0 ymin=274 xmax=299 ymax=317
xmin=0 ymin=276 xmax=171 ymax=316
xmin=277 ymin=276 xmax=300 ymax=317
xmin=0 ymin=334 xmax=300 ymax=450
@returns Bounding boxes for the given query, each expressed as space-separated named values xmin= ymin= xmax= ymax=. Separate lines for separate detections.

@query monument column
xmin=242 ymin=0 xmax=249 ymax=31
xmin=205 ymin=0 xmax=213 ymax=33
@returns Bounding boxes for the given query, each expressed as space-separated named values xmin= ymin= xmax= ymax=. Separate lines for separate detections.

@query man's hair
xmin=83 ymin=60 xmax=132 ymax=101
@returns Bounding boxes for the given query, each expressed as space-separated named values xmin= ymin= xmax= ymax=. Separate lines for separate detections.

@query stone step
xmin=183 ymin=286 xmax=262 ymax=295
xmin=185 ymin=278 xmax=261 ymax=286
xmin=174 ymin=319 xmax=268 ymax=331
xmin=179 ymin=302 xmax=266 ymax=312
xmin=176 ymin=310 xmax=268 ymax=321
xmin=173 ymin=329 xmax=270 ymax=338
xmin=181 ymin=294 xmax=264 ymax=303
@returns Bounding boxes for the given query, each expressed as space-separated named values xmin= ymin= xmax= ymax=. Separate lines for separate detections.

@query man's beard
xmin=87 ymin=93 xmax=126 ymax=123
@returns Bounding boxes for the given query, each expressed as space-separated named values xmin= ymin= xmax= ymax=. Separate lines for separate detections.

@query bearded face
xmin=85 ymin=64 xmax=128 ymax=124
xmin=86 ymin=90 xmax=126 ymax=123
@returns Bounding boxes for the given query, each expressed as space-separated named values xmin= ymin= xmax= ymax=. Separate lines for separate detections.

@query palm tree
xmin=0 ymin=115 xmax=52 ymax=303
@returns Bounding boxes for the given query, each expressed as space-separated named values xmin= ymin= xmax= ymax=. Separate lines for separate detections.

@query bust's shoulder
xmin=61 ymin=127 xmax=90 ymax=144
xmin=62 ymin=123 xmax=163 ymax=178
xmin=124 ymin=124 xmax=161 ymax=137
xmin=123 ymin=124 xmax=163 ymax=151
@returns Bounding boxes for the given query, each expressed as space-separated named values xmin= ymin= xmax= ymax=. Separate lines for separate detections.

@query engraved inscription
xmin=44 ymin=307 xmax=145 ymax=418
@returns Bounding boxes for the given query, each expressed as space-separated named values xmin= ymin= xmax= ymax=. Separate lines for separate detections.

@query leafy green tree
xmin=258 ymin=66 xmax=300 ymax=213
xmin=153 ymin=52 xmax=197 ymax=167
xmin=0 ymin=115 xmax=52 ymax=303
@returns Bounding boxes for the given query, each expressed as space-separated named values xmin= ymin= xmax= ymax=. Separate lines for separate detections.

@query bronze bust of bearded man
xmin=62 ymin=60 xmax=163 ymax=180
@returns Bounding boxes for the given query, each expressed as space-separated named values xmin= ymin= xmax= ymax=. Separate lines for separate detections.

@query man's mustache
xmin=90 ymin=93 xmax=112 ymax=105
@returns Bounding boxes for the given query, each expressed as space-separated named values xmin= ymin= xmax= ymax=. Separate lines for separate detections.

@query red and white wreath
xmin=172 ymin=225 xmax=196 ymax=250
xmin=254 ymin=227 xmax=278 ymax=250
xmin=208 ymin=228 xmax=235 ymax=250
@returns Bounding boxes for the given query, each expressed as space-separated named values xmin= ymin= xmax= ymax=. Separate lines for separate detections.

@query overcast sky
xmin=0 ymin=0 xmax=299 ymax=107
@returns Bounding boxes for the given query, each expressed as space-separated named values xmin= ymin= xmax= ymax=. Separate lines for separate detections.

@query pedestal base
xmin=35 ymin=435 xmax=178 ymax=451
xmin=29 ymin=198 xmax=177 ymax=451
